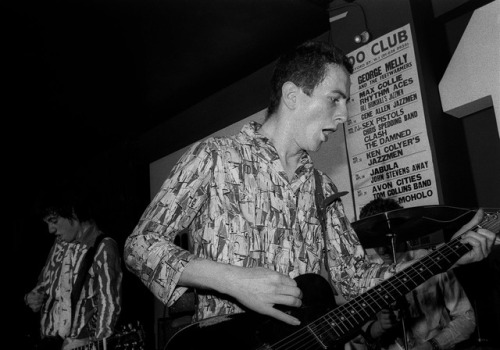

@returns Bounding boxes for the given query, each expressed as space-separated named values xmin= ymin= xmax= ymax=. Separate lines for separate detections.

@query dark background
xmin=4 ymin=0 xmax=499 ymax=349
xmin=4 ymin=1 xmax=332 ymax=349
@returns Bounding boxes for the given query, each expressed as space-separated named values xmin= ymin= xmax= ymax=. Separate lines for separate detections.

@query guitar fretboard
xmin=266 ymin=211 xmax=499 ymax=350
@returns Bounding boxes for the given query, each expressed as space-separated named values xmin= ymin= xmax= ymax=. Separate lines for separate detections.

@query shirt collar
xmin=237 ymin=121 xmax=314 ymax=188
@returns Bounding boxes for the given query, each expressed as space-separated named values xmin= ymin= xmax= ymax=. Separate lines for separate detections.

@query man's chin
xmin=311 ymin=141 xmax=323 ymax=152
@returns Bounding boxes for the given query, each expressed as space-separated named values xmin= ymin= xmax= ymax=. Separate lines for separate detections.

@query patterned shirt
xmin=124 ymin=121 xmax=394 ymax=321
xmin=33 ymin=226 xmax=122 ymax=340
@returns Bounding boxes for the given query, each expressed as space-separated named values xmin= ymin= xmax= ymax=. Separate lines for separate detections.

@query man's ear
xmin=281 ymin=81 xmax=300 ymax=110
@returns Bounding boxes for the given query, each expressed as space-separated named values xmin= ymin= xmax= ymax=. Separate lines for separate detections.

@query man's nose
xmin=333 ymin=112 xmax=348 ymax=125
xmin=333 ymin=101 xmax=349 ymax=124
xmin=335 ymin=114 xmax=348 ymax=124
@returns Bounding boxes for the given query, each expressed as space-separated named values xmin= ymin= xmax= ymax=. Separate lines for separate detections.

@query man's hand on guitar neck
xmin=452 ymin=208 xmax=497 ymax=267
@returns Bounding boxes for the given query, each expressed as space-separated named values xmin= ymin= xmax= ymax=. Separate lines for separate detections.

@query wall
xmin=438 ymin=0 xmax=500 ymax=209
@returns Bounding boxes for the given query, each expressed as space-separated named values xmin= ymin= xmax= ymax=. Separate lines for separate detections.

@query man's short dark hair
xmin=359 ymin=197 xmax=402 ymax=219
xmin=38 ymin=183 xmax=94 ymax=223
xmin=267 ymin=40 xmax=353 ymax=117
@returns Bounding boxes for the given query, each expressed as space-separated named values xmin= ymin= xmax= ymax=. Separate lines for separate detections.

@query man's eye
xmin=46 ymin=216 xmax=58 ymax=224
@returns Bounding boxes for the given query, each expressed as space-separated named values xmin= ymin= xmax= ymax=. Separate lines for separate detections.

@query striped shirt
xmin=34 ymin=226 xmax=122 ymax=340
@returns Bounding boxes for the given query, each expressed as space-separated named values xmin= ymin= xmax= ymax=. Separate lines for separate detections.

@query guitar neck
xmin=308 ymin=211 xmax=499 ymax=345
xmin=162 ymin=211 xmax=498 ymax=350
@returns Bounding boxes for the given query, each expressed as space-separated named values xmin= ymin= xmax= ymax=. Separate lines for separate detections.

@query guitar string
xmin=282 ymin=246 xmax=461 ymax=350
xmin=255 ymin=212 xmax=500 ymax=350
xmin=267 ymin=212 xmax=499 ymax=350
xmin=318 ymin=213 xmax=499 ymax=349
xmin=253 ymin=214 xmax=500 ymax=350
xmin=266 ymin=213 xmax=492 ymax=350
xmin=295 ymin=257 xmax=442 ymax=350
xmin=304 ymin=211 xmax=500 ymax=346
xmin=263 ymin=236 xmax=499 ymax=348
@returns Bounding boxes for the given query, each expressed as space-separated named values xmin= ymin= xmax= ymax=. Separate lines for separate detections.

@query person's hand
xmin=180 ymin=260 xmax=303 ymax=325
xmin=221 ymin=266 xmax=303 ymax=326
xmin=377 ymin=309 xmax=398 ymax=331
xmin=370 ymin=309 xmax=399 ymax=338
xmin=452 ymin=208 xmax=497 ymax=267
xmin=25 ymin=288 xmax=46 ymax=312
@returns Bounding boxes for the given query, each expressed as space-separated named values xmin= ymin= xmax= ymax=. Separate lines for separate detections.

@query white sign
xmin=345 ymin=24 xmax=439 ymax=217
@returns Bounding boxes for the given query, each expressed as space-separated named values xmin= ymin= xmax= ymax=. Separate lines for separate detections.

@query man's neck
xmin=260 ymin=116 xmax=303 ymax=180
xmin=76 ymin=221 xmax=98 ymax=245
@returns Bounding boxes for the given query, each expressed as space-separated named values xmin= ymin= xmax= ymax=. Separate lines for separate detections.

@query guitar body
xmin=165 ymin=274 xmax=341 ymax=350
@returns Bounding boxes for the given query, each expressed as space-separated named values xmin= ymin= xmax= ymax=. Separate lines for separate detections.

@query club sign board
xmin=345 ymin=24 xmax=439 ymax=218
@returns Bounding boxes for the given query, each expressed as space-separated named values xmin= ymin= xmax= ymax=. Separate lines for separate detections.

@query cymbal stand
xmin=386 ymin=222 xmax=410 ymax=350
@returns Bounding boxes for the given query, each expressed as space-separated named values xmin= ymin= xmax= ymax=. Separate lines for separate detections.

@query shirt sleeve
xmin=94 ymin=237 xmax=123 ymax=339
xmin=322 ymin=178 xmax=396 ymax=300
xmin=124 ymin=140 xmax=216 ymax=306
xmin=433 ymin=271 xmax=476 ymax=349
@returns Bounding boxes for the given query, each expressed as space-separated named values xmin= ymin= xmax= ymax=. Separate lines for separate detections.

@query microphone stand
xmin=386 ymin=221 xmax=410 ymax=350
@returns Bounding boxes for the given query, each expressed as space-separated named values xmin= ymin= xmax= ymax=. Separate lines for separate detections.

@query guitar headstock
xmin=112 ymin=321 xmax=146 ymax=349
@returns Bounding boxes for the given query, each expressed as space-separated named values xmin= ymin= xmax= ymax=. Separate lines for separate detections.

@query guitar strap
xmin=71 ymin=234 xmax=107 ymax=317
xmin=313 ymin=169 xmax=348 ymax=295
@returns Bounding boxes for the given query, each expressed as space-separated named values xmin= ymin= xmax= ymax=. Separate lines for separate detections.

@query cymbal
xmin=351 ymin=205 xmax=477 ymax=249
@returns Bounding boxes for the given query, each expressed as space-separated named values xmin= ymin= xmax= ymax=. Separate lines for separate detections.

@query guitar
xmin=165 ymin=210 xmax=499 ymax=350
xmin=64 ymin=321 xmax=145 ymax=350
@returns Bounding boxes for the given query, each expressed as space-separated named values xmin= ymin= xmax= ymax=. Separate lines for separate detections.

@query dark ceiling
xmin=4 ymin=0 xmax=332 ymax=178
